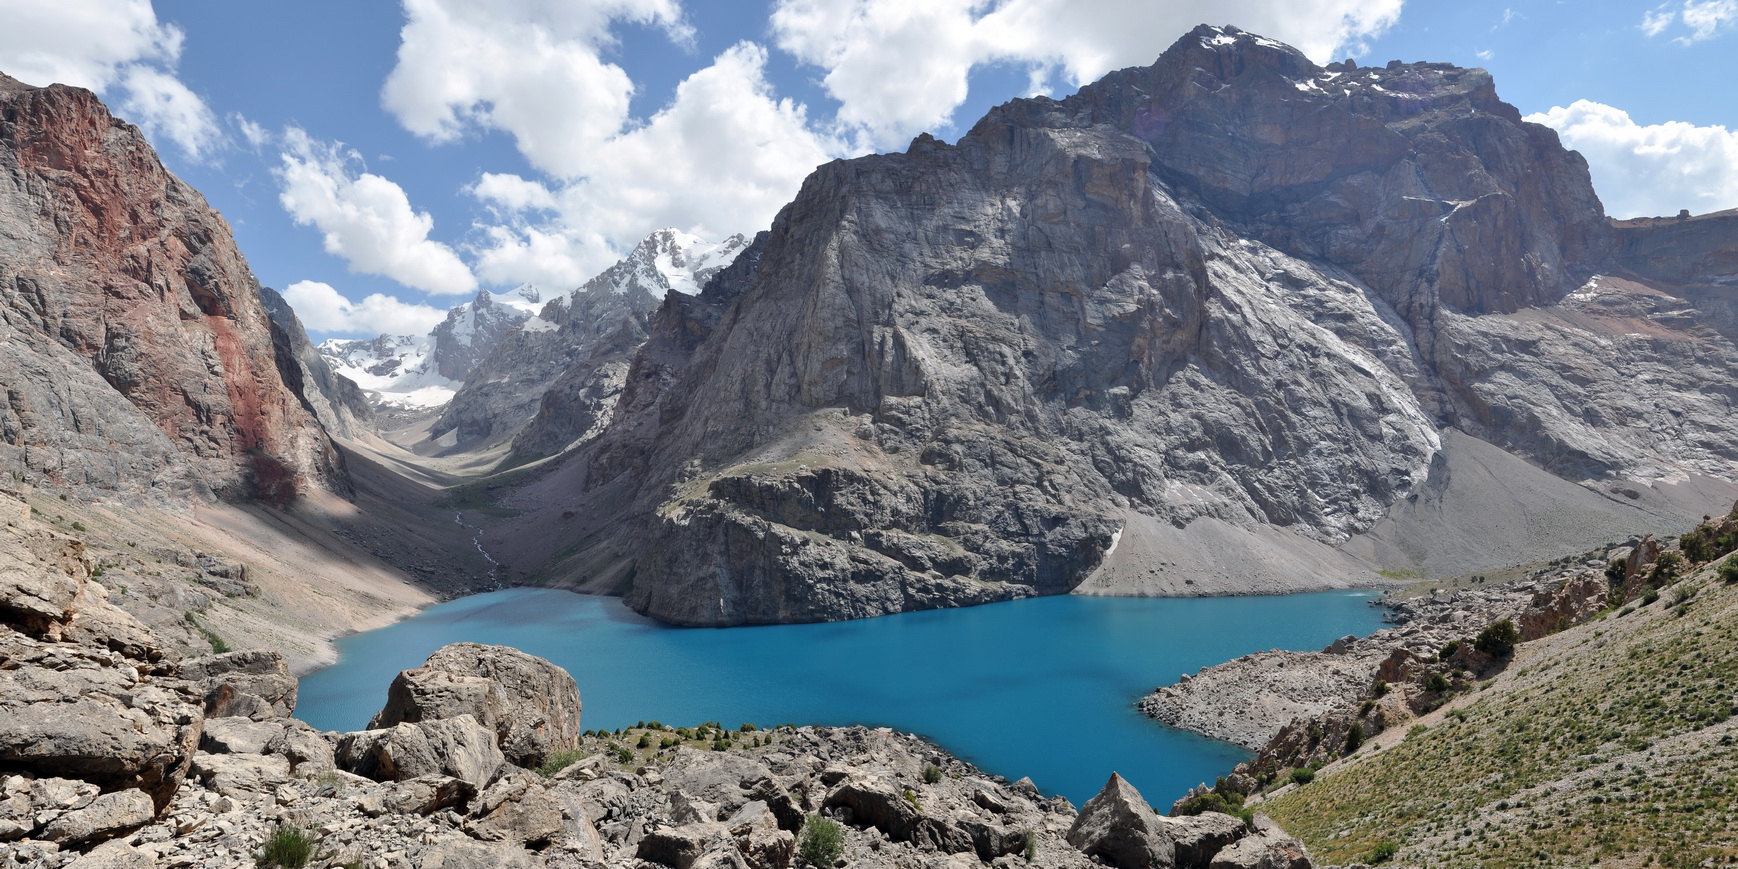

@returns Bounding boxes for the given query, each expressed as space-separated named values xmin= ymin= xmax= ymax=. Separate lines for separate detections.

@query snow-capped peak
xmin=570 ymin=228 xmax=750 ymax=303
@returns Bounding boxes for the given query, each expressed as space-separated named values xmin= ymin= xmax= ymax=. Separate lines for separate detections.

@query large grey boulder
xmin=369 ymin=643 xmax=581 ymax=769
xmin=176 ymin=650 xmax=298 ymax=719
xmin=336 ymin=716 xmax=504 ymax=787
xmin=1066 ymin=773 xmax=1177 ymax=869
xmin=39 ymin=789 xmax=155 ymax=847
xmin=0 ymin=632 xmax=203 ymax=813
xmin=1208 ymin=815 xmax=1311 ymax=869
xmin=1156 ymin=812 xmax=1249 ymax=868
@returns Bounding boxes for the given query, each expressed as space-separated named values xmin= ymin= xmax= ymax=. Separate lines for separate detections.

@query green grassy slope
xmin=1264 ymin=559 xmax=1738 ymax=868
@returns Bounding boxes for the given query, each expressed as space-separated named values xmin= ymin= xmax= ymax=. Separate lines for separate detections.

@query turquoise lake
xmin=297 ymin=589 xmax=1385 ymax=806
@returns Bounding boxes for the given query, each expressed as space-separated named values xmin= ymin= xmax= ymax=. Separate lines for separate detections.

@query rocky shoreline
xmin=3 ymin=487 xmax=1327 ymax=868
xmin=1140 ymin=547 xmax=1626 ymax=787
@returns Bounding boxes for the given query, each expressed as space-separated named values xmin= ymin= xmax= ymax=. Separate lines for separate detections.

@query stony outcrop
xmin=367 ymin=642 xmax=583 ymax=768
xmin=496 ymin=25 xmax=1738 ymax=626
xmin=0 ymin=72 xmax=343 ymax=503
xmin=1067 ymin=774 xmax=1179 ymax=868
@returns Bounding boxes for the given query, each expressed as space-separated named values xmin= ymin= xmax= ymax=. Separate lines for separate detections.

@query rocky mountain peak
xmin=491 ymin=28 xmax=1738 ymax=626
xmin=0 ymin=74 xmax=342 ymax=502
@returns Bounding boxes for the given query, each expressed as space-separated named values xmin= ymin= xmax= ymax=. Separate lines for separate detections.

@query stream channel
xmin=297 ymin=587 xmax=1385 ymax=806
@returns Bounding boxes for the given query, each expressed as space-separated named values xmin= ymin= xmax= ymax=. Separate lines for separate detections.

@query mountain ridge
xmin=482 ymin=24 xmax=1738 ymax=625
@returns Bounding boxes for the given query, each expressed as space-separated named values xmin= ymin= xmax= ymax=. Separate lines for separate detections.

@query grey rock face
xmin=259 ymin=285 xmax=374 ymax=440
xmin=36 ymin=788 xmax=154 ymax=848
xmin=335 ymin=716 xmax=505 ymax=787
xmin=1066 ymin=774 xmax=1178 ymax=868
xmin=437 ymin=229 xmax=747 ymax=452
xmin=0 ymin=73 xmax=342 ymax=503
xmin=367 ymin=642 xmax=582 ymax=769
xmin=176 ymin=650 xmax=298 ymax=719
xmin=497 ymin=26 xmax=1738 ymax=625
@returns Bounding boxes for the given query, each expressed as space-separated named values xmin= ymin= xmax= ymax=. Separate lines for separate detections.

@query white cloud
xmin=0 ymin=0 xmax=221 ymax=160
xmin=230 ymin=113 xmax=271 ymax=150
xmin=771 ymin=0 xmax=1404 ymax=147
xmin=276 ymin=128 xmax=478 ymax=296
xmin=117 ymin=66 xmax=222 ymax=159
xmin=281 ymin=280 xmax=447 ymax=337
xmin=381 ymin=0 xmax=691 ymax=177
xmin=1641 ymin=0 xmax=1737 ymax=43
xmin=468 ymin=41 xmax=844 ymax=287
xmin=1527 ymin=100 xmax=1738 ymax=218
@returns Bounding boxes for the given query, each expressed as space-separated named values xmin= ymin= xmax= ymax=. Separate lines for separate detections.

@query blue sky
xmin=1 ymin=0 xmax=1734 ymax=340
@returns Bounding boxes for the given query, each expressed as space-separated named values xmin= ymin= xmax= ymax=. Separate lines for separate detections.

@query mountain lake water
xmin=297 ymin=588 xmax=1386 ymax=806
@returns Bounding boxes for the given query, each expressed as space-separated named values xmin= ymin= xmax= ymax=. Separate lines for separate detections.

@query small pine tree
xmin=1474 ymin=619 xmax=1520 ymax=657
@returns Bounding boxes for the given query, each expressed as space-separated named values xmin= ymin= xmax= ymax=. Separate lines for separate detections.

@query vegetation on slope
xmin=1263 ymin=514 xmax=1738 ymax=867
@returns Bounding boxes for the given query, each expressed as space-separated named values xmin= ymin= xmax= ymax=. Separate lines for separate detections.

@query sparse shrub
xmin=637 ymin=733 xmax=652 ymax=748
xmin=1345 ymin=722 xmax=1365 ymax=753
xmin=921 ymin=764 xmax=943 ymax=784
xmin=1365 ymin=840 xmax=1399 ymax=863
xmin=70 ymin=521 xmax=86 ymax=532
xmin=536 ymin=749 xmax=586 ymax=777
xmin=1606 ymin=558 xmax=1628 ymax=584
xmin=798 ymin=815 xmax=845 ymax=867
xmin=615 ymin=746 xmax=635 ymax=763
xmin=739 ymin=722 xmax=757 ymax=732
xmin=1649 ymin=552 xmax=1686 ymax=585
xmin=1426 ymin=672 xmax=1451 ymax=692
xmin=1289 ymin=767 xmax=1315 ymax=786
xmin=1022 ymin=828 xmax=1037 ymax=862
xmin=1641 ymin=588 xmax=1661 ymax=606
xmin=1720 ymin=556 xmax=1738 ymax=584
xmin=903 ymin=788 xmax=921 ymax=811
xmin=1371 ymin=679 xmax=1389 ymax=698
xmin=1474 ymin=619 xmax=1520 ymax=657
xmin=710 ymin=737 xmax=730 ymax=752
xmin=258 ymin=824 xmax=316 ymax=868
xmin=1438 ymin=639 xmax=1461 ymax=660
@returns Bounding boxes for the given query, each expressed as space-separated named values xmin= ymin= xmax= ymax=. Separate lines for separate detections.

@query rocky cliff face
xmin=259 ymin=286 xmax=374 ymax=441
xmin=498 ymin=26 xmax=1738 ymax=625
xmin=436 ymin=229 xmax=748 ymax=452
xmin=0 ymin=73 xmax=342 ymax=503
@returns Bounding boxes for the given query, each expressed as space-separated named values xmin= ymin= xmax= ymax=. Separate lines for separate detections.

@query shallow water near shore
xmin=298 ymin=588 xmax=1384 ymax=806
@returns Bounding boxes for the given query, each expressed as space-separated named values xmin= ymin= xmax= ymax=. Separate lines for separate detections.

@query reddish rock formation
xmin=0 ymin=72 xmax=341 ymax=502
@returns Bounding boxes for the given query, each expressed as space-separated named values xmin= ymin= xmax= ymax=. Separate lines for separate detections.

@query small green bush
xmin=1474 ymin=619 xmax=1520 ymax=657
xmin=903 ymin=788 xmax=921 ymax=811
xmin=1371 ymin=679 xmax=1389 ymax=698
xmin=258 ymin=825 xmax=316 ymax=868
xmin=1345 ymin=722 xmax=1365 ymax=753
xmin=739 ymin=722 xmax=757 ymax=732
xmin=1641 ymin=588 xmax=1661 ymax=605
xmin=1022 ymin=828 xmax=1037 ymax=862
xmin=1426 ymin=672 xmax=1451 ymax=692
xmin=1649 ymin=552 xmax=1686 ymax=585
xmin=921 ymin=764 xmax=943 ymax=784
xmin=1365 ymin=840 xmax=1399 ymax=863
xmin=1289 ymin=767 xmax=1315 ymax=786
xmin=536 ymin=749 xmax=587 ymax=777
xmin=1720 ymin=556 xmax=1738 ymax=584
xmin=798 ymin=815 xmax=845 ymax=866
xmin=1606 ymin=558 xmax=1628 ymax=584
xmin=1438 ymin=639 xmax=1461 ymax=660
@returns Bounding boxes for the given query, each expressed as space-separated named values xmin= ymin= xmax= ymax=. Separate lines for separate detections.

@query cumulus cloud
xmin=1527 ymin=100 xmax=1738 ymax=218
xmin=770 ymin=0 xmax=1404 ymax=147
xmin=381 ymin=0 xmax=691 ymax=177
xmin=1641 ymin=0 xmax=1736 ymax=43
xmin=117 ymin=66 xmax=222 ymax=159
xmin=281 ymin=280 xmax=448 ymax=337
xmin=0 ymin=0 xmax=221 ymax=159
xmin=468 ymin=41 xmax=844 ymax=287
xmin=275 ymin=128 xmax=478 ymax=296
